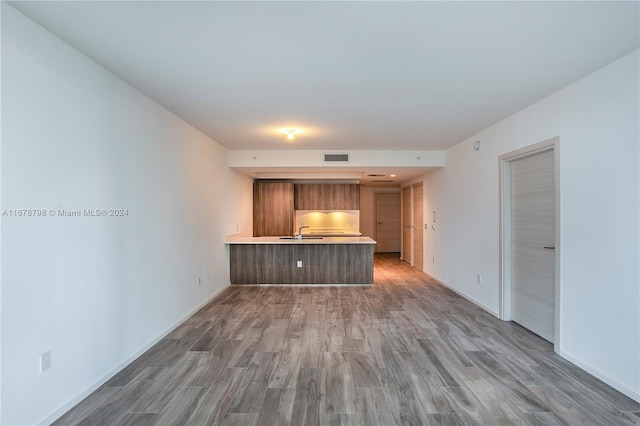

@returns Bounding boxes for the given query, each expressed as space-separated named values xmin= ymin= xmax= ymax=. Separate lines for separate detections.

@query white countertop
xmin=225 ymin=236 xmax=376 ymax=245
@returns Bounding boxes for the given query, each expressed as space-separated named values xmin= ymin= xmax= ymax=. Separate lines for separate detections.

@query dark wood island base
xmin=226 ymin=237 xmax=376 ymax=285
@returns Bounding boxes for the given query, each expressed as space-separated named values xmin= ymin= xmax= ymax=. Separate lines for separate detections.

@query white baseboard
xmin=39 ymin=284 xmax=230 ymax=426
xmin=423 ymin=271 xmax=500 ymax=318
xmin=558 ymin=350 xmax=640 ymax=403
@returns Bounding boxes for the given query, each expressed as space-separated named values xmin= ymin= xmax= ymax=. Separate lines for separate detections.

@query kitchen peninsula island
xmin=225 ymin=236 xmax=376 ymax=285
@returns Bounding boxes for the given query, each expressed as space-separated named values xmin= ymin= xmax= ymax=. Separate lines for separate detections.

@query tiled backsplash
xmin=294 ymin=210 xmax=360 ymax=234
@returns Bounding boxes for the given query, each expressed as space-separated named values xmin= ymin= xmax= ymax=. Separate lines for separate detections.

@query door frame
xmin=499 ymin=137 xmax=561 ymax=350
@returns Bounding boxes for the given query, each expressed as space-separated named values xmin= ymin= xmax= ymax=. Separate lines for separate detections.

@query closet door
xmin=510 ymin=149 xmax=555 ymax=342
xmin=401 ymin=186 xmax=412 ymax=263
xmin=412 ymin=183 xmax=423 ymax=270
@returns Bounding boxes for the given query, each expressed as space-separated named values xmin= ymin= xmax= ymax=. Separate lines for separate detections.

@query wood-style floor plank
xmin=50 ymin=386 xmax=120 ymax=426
xmin=74 ymin=367 xmax=162 ymax=426
xmin=354 ymin=387 xmax=395 ymax=426
xmin=52 ymin=253 xmax=640 ymax=425
xmin=290 ymin=367 xmax=323 ymax=425
xmin=325 ymin=352 xmax=357 ymax=415
xmin=255 ymin=387 xmax=296 ymax=426
xmin=182 ymin=367 xmax=244 ymax=425
xmin=114 ymin=412 xmax=158 ymax=426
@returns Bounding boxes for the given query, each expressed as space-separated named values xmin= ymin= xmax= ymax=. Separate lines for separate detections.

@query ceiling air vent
xmin=324 ymin=154 xmax=349 ymax=162
xmin=367 ymin=174 xmax=385 ymax=177
xmin=372 ymin=180 xmax=393 ymax=183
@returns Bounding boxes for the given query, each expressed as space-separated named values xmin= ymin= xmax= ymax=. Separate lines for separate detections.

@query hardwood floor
xmin=53 ymin=253 xmax=640 ymax=425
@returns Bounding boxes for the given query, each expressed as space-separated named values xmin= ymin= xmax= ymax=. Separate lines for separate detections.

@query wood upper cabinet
xmin=253 ymin=182 xmax=294 ymax=236
xmin=294 ymin=183 xmax=360 ymax=210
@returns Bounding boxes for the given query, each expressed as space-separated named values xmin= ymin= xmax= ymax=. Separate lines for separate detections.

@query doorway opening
xmin=500 ymin=137 xmax=560 ymax=349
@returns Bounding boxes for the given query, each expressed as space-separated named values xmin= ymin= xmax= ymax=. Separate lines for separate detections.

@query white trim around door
xmin=499 ymin=136 xmax=561 ymax=351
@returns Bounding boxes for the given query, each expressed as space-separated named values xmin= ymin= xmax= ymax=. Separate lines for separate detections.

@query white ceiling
xmin=9 ymin=1 xmax=639 ymax=155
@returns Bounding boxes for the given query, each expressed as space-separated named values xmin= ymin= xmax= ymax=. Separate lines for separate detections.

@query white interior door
xmin=375 ymin=193 xmax=401 ymax=252
xmin=412 ymin=183 xmax=423 ymax=270
xmin=401 ymin=186 xmax=412 ymax=263
xmin=510 ymin=149 xmax=555 ymax=342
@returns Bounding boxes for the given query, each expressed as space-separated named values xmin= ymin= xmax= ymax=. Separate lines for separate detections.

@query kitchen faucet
xmin=295 ymin=225 xmax=310 ymax=239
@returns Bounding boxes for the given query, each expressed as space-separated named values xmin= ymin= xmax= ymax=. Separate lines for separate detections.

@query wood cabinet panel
xmin=294 ymin=184 xmax=360 ymax=210
xmin=293 ymin=183 xmax=315 ymax=210
xmin=253 ymin=182 xmax=294 ymax=236
xmin=229 ymin=243 xmax=374 ymax=284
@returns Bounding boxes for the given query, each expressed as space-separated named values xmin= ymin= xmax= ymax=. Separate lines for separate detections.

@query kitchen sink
xmin=279 ymin=236 xmax=324 ymax=240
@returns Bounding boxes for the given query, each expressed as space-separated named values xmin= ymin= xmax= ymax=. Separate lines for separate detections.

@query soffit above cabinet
xmin=229 ymin=150 xmax=443 ymax=186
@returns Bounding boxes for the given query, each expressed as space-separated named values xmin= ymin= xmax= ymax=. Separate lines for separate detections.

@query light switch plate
xmin=39 ymin=351 xmax=51 ymax=373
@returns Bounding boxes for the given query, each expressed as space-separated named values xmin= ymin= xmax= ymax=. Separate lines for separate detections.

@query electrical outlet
xmin=235 ymin=225 xmax=239 ymax=232
xmin=197 ymin=276 xmax=201 ymax=287
xmin=432 ymin=256 xmax=435 ymax=263
xmin=297 ymin=260 xmax=303 ymax=268
xmin=476 ymin=274 xmax=482 ymax=284
xmin=39 ymin=351 xmax=51 ymax=373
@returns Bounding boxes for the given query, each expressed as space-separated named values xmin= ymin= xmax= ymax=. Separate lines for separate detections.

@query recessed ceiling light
xmin=390 ymin=174 xmax=396 ymax=177
xmin=279 ymin=128 xmax=303 ymax=140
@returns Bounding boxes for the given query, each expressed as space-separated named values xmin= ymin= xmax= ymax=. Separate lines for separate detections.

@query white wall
xmin=0 ymin=5 xmax=253 ymax=425
xmin=419 ymin=50 xmax=639 ymax=401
